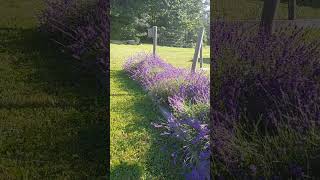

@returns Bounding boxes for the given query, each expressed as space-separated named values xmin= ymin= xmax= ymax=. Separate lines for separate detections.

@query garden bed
xmin=123 ymin=53 xmax=210 ymax=179
xmin=211 ymin=19 xmax=320 ymax=179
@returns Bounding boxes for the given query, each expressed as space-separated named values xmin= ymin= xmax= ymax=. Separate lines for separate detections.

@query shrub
xmin=39 ymin=0 xmax=109 ymax=85
xmin=124 ymin=53 xmax=210 ymax=179
xmin=149 ymin=78 xmax=186 ymax=104
xmin=211 ymin=19 xmax=320 ymax=178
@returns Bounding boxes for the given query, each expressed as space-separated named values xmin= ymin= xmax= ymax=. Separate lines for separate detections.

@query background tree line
xmin=110 ymin=0 xmax=210 ymax=47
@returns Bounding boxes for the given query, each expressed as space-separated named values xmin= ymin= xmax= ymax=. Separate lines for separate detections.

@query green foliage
xmin=149 ymin=78 xmax=185 ymax=104
xmin=177 ymin=102 xmax=210 ymax=123
xmin=111 ymin=0 xmax=209 ymax=47
xmin=213 ymin=120 xmax=320 ymax=178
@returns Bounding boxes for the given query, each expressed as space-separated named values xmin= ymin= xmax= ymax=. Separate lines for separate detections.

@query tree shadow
xmin=110 ymin=69 xmax=184 ymax=179
xmin=0 ymin=27 xmax=108 ymax=178
xmin=111 ymin=162 xmax=142 ymax=179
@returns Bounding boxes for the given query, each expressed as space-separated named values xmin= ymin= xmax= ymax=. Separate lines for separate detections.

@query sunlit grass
xmin=110 ymin=43 xmax=209 ymax=179
xmin=0 ymin=0 xmax=106 ymax=178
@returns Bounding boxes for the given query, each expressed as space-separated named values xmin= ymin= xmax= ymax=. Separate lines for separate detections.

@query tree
xmin=110 ymin=0 xmax=148 ymax=40
xmin=110 ymin=0 xmax=208 ymax=47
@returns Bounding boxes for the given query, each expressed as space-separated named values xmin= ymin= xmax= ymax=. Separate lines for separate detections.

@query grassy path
xmin=110 ymin=44 xmax=209 ymax=179
xmin=0 ymin=0 xmax=106 ymax=178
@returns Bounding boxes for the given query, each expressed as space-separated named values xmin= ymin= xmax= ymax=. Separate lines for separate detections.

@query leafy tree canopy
xmin=111 ymin=0 xmax=210 ymax=47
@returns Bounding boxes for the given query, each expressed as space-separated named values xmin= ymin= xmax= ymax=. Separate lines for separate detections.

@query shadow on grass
xmin=0 ymin=27 xmax=107 ymax=178
xmin=111 ymin=162 xmax=142 ymax=179
xmin=110 ymin=69 xmax=184 ymax=179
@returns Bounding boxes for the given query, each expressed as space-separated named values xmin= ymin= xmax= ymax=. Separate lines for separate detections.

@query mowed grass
xmin=111 ymin=43 xmax=210 ymax=69
xmin=0 ymin=0 xmax=107 ymax=179
xmin=110 ymin=43 xmax=209 ymax=179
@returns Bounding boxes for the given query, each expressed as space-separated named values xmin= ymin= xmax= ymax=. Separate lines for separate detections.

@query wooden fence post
xmin=153 ymin=26 xmax=157 ymax=57
xmin=288 ymin=0 xmax=296 ymax=20
xmin=199 ymin=44 xmax=203 ymax=68
xmin=260 ymin=0 xmax=279 ymax=35
xmin=191 ymin=28 xmax=205 ymax=73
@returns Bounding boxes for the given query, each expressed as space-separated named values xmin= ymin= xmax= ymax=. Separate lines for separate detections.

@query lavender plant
xmin=39 ymin=0 xmax=109 ymax=85
xmin=124 ymin=53 xmax=210 ymax=179
xmin=211 ymin=19 xmax=320 ymax=178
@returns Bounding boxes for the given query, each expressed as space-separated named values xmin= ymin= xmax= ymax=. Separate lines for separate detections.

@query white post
xmin=191 ymin=28 xmax=205 ymax=73
xmin=153 ymin=26 xmax=157 ymax=57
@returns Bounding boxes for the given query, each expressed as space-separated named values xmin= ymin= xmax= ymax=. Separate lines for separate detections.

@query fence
xmin=212 ymin=0 xmax=320 ymax=32
xmin=149 ymin=26 xmax=205 ymax=73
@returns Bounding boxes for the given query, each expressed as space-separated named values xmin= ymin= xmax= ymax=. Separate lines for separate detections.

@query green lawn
xmin=0 ymin=0 xmax=107 ymax=178
xmin=110 ymin=43 xmax=209 ymax=179
xmin=111 ymin=43 xmax=210 ymax=69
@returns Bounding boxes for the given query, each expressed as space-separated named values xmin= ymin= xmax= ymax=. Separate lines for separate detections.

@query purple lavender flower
xmin=124 ymin=53 xmax=210 ymax=178
xmin=211 ymin=19 xmax=320 ymax=177
xmin=289 ymin=164 xmax=304 ymax=178
xmin=39 ymin=0 xmax=109 ymax=82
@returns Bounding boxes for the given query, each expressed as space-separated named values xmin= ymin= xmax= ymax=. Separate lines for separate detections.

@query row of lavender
xmin=123 ymin=53 xmax=210 ymax=179
xmin=39 ymin=0 xmax=109 ymax=85
xmin=211 ymin=20 xmax=320 ymax=178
